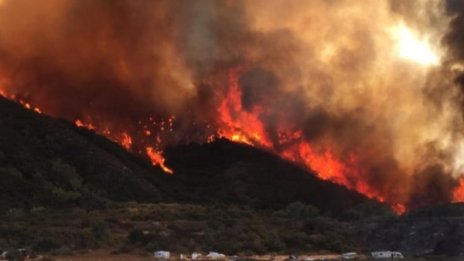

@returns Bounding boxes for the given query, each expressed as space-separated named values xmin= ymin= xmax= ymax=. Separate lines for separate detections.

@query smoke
xmin=0 ymin=0 xmax=462 ymax=209
xmin=0 ymin=0 xmax=195 ymax=119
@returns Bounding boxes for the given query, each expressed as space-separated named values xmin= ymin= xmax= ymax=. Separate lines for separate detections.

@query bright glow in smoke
xmin=391 ymin=23 xmax=440 ymax=66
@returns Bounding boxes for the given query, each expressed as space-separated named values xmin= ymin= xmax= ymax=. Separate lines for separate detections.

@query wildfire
xmin=452 ymin=177 xmax=464 ymax=203
xmin=17 ymin=99 xmax=42 ymax=114
xmin=146 ymin=147 xmax=173 ymax=174
xmin=0 ymin=0 xmax=460 ymax=216
xmin=216 ymin=68 xmax=273 ymax=148
xmin=0 ymin=64 xmax=428 ymax=215
xmin=212 ymin=67 xmax=418 ymax=214
xmin=294 ymin=143 xmax=347 ymax=182
xmin=0 ymin=87 xmax=42 ymax=114
xmin=75 ymin=119 xmax=96 ymax=130
xmin=392 ymin=203 xmax=407 ymax=215
xmin=73 ymin=117 xmax=174 ymax=174
xmin=213 ymin=68 xmax=407 ymax=213
xmin=121 ymin=132 xmax=132 ymax=150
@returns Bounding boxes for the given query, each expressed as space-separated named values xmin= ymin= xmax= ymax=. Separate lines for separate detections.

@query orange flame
xmin=74 ymin=119 xmax=96 ymax=130
xmin=121 ymin=132 xmax=132 ymax=150
xmin=146 ymin=147 xmax=173 ymax=174
xmin=216 ymin=68 xmax=407 ymax=214
xmin=1 ymin=93 xmax=44 ymax=114
xmin=18 ymin=100 xmax=42 ymax=114
xmin=72 ymin=117 xmax=174 ymax=174
xmin=392 ymin=203 xmax=407 ymax=215
xmin=216 ymin=68 xmax=272 ymax=147
xmin=452 ymin=177 xmax=464 ymax=203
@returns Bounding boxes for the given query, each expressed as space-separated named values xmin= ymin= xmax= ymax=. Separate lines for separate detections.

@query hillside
xmin=0 ymin=96 xmax=380 ymax=215
xmin=165 ymin=140 xmax=378 ymax=215
xmin=0 ymin=97 xmax=180 ymax=213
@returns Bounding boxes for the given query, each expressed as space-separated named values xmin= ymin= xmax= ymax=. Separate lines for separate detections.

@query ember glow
xmin=0 ymin=0 xmax=463 ymax=213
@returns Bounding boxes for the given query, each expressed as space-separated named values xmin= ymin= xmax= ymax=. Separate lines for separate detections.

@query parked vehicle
xmin=154 ymin=250 xmax=170 ymax=259
xmin=371 ymin=251 xmax=404 ymax=259
xmin=192 ymin=252 xmax=202 ymax=260
xmin=341 ymin=252 xmax=357 ymax=259
xmin=206 ymin=251 xmax=226 ymax=259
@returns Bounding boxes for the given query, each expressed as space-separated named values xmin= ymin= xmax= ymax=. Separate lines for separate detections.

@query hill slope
xmin=0 ymin=96 xmax=380 ymax=215
xmin=165 ymin=140 xmax=377 ymax=214
xmin=0 ymin=97 xmax=176 ymax=212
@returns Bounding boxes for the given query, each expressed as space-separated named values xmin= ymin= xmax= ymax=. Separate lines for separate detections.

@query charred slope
xmin=0 ymin=96 xmax=383 ymax=216
xmin=164 ymin=140 xmax=385 ymax=215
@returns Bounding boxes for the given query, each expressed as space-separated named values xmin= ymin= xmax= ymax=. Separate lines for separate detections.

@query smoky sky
xmin=0 ymin=0 xmax=462 ymax=209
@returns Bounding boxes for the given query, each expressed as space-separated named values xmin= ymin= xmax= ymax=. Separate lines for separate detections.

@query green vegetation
xmin=0 ymin=202 xmax=360 ymax=256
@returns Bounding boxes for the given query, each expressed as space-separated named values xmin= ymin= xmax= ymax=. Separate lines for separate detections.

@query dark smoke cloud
xmin=0 ymin=0 xmax=195 ymax=121
xmin=445 ymin=1 xmax=464 ymax=60
xmin=408 ymin=165 xmax=456 ymax=207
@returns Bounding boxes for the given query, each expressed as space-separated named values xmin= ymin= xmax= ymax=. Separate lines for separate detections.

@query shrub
xmin=92 ymin=223 xmax=109 ymax=244
xmin=284 ymin=202 xmax=319 ymax=219
xmin=39 ymin=256 xmax=54 ymax=261
xmin=5 ymin=249 xmax=24 ymax=261
xmin=32 ymin=239 xmax=60 ymax=253
xmin=340 ymin=202 xmax=393 ymax=221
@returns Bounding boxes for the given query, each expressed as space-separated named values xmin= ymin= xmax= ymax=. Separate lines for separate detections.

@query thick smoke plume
xmin=0 ymin=0 xmax=463 ymax=211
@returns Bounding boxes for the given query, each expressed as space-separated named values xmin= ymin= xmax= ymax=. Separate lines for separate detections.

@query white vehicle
xmin=206 ymin=251 xmax=226 ymax=259
xmin=341 ymin=252 xmax=357 ymax=259
xmin=191 ymin=252 xmax=202 ymax=260
xmin=154 ymin=250 xmax=170 ymax=259
xmin=304 ymin=255 xmax=340 ymax=261
xmin=371 ymin=251 xmax=404 ymax=259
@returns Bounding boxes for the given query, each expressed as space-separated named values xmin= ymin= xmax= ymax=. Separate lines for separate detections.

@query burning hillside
xmin=0 ymin=0 xmax=463 ymax=213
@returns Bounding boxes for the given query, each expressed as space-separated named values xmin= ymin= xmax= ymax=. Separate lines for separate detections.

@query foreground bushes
xmin=0 ymin=203 xmax=360 ymax=256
